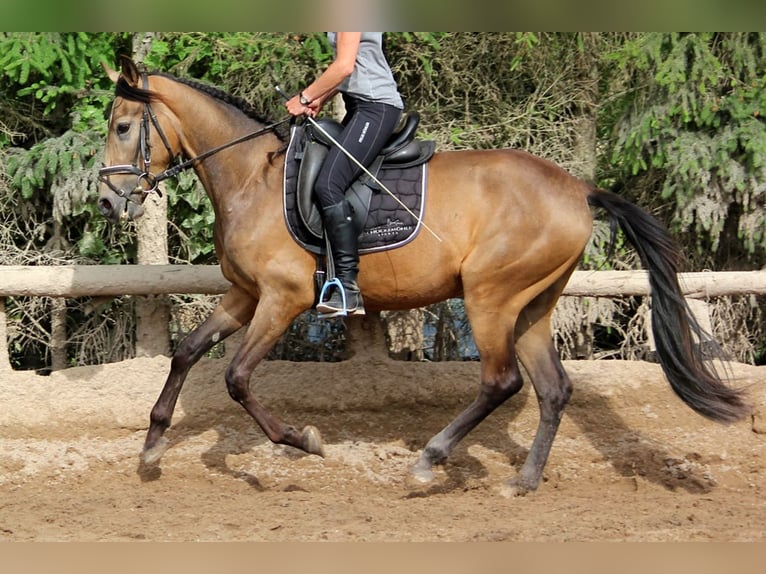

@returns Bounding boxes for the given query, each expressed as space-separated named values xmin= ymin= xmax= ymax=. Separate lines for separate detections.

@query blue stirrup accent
xmin=317 ymin=277 xmax=348 ymax=318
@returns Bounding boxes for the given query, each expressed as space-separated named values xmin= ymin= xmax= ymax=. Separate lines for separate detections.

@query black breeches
xmin=314 ymin=97 xmax=402 ymax=209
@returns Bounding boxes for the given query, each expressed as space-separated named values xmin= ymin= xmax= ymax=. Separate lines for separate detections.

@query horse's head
xmin=98 ymin=56 xmax=177 ymax=223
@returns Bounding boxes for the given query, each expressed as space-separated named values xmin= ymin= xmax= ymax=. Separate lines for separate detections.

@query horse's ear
xmin=101 ymin=60 xmax=120 ymax=84
xmin=118 ymin=55 xmax=141 ymax=87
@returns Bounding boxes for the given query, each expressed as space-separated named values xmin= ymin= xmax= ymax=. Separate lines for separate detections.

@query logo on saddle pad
xmin=282 ymin=115 xmax=435 ymax=255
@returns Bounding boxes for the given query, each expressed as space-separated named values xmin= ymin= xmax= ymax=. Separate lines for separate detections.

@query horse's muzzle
xmin=97 ymin=192 xmax=145 ymax=223
xmin=97 ymin=196 xmax=121 ymax=224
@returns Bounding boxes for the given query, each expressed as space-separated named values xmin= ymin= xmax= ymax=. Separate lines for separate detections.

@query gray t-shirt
xmin=327 ymin=32 xmax=404 ymax=109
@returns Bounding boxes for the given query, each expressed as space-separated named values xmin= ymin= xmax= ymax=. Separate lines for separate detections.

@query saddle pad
xmin=282 ymin=125 xmax=428 ymax=255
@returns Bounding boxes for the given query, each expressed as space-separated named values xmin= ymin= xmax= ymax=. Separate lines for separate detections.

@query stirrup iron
xmin=317 ymin=277 xmax=349 ymax=319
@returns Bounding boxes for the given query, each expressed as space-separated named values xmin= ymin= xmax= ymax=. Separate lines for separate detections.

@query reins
xmin=156 ymin=118 xmax=291 ymax=184
xmin=99 ymin=72 xmax=290 ymax=204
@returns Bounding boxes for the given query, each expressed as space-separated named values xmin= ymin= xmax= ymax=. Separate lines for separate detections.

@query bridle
xmin=98 ymin=73 xmax=290 ymax=206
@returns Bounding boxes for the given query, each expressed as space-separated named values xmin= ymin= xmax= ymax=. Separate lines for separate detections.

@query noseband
xmin=99 ymin=72 xmax=290 ymax=207
xmin=98 ymin=74 xmax=176 ymax=205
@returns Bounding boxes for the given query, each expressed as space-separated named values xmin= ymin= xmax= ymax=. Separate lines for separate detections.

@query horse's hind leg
xmin=504 ymin=306 xmax=573 ymax=496
xmin=142 ymin=286 xmax=256 ymax=464
xmin=411 ymin=309 xmax=524 ymax=483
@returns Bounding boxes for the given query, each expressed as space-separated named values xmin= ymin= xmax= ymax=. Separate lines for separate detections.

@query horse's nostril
xmin=98 ymin=198 xmax=113 ymax=215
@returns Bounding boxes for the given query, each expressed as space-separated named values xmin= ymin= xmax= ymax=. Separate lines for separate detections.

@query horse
xmin=97 ymin=56 xmax=749 ymax=496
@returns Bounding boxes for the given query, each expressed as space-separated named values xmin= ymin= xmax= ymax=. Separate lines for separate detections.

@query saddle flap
xmin=296 ymin=139 xmax=327 ymax=235
xmin=284 ymin=124 xmax=428 ymax=256
xmin=296 ymin=131 xmax=372 ymax=239
xmin=287 ymin=119 xmax=431 ymax=248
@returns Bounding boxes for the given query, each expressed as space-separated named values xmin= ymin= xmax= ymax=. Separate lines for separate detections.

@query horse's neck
xmin=169 ymin=87 xmax=281 ymax=206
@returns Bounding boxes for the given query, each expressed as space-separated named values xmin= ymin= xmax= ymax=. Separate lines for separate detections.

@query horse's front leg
xmin=225 ymin=296 xmax=324 ymax=456
xmin=142 ymin=286 xmax=257 ymax=465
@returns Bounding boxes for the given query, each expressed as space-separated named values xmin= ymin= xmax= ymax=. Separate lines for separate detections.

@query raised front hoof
xmin=141 ymin=437 xmax=169 ymax=466
xmin=301 ymin=425 xmax=325 ymax=457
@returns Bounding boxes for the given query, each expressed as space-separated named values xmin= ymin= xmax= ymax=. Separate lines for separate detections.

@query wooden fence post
xmin=50 ymin=298 xmax=68 ymax=371
xmin=0 ymin=298 xmax=11 ymax=372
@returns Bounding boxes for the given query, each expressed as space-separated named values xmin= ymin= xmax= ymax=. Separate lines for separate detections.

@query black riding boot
xmin=317 ymin=200 xmax=365 ymax=316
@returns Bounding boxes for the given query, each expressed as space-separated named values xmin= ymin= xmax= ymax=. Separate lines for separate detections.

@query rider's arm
xmin=285 ymin=32 xmax=360 ymax=116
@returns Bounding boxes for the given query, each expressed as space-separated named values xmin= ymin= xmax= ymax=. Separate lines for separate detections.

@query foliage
xmin=388 ymin=33 xmax=581 ymax=155
xmin=166 ymin=172 xmax=217 ymax=263
xmin=0 ymin=33 xmax=126 ymax=144
xmin=606 ymin=32 xmax=766 ymax=265
xmin=1 ymin=32 xmax=765 ymax=368
xmin=0 ymin=32 xmax=132 ymax=262
xmin=141 ymin=32 xmax=331 ymax=124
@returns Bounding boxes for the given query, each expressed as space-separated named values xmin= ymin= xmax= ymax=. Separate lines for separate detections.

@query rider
xmin=285 ymin=32 xmax=404 ymax=316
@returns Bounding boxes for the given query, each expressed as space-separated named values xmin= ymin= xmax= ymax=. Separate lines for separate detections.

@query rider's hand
xmin=305 ymin=100 xmax=321 ymax=117
xmin=285 ymin=95 xmax=310 ymax=117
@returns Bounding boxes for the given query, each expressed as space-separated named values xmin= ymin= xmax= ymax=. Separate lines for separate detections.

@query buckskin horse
xmin=97 ymin=56 xmax=748 ymax=495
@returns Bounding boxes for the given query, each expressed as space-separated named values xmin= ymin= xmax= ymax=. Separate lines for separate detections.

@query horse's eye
xmin=116 ymin=122 xmax=130 ymax=135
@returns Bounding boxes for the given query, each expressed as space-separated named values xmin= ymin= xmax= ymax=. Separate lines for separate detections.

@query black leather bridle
xmin=98 ymin=73 xmax=290 ymax=206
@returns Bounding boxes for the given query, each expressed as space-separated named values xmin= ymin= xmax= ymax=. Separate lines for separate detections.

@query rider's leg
xmin=314 ymin=98 xmax=401 ymax=315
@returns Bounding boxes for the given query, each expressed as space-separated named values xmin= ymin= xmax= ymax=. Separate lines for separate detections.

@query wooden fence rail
xmin=2 ymin=266 xmax=766 ymax=371
xmin=0 ymin=265 xmax=230 ymax=297
xmin=1 ymin=265 xmax=766 ymax=298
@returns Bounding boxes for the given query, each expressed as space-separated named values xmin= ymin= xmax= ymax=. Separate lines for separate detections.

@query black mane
xmin=115 ymin=71 xmax=288 ymax=143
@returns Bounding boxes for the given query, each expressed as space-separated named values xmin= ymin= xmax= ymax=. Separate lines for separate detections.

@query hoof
xmin=410 ymin=459 xmax=435 ymax=484
xmin=301 ymin=425 xmax=325 ymax=457
xmin=499 ymin=478 xmax=534 ymax=498
xmin=141 ymin=437 xmax=169 ymax=465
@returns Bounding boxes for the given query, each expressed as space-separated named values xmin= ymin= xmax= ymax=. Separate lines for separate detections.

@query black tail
xmin=587 ymin=188 xmax=750 ymax=423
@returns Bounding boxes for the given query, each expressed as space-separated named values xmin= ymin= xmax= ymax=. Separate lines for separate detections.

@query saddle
xmin=294 ymin=112 xmax=436 ymax=239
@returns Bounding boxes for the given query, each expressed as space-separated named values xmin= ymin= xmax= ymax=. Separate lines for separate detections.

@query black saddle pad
xmin=282 ymin=125 xmax=428 ymax=255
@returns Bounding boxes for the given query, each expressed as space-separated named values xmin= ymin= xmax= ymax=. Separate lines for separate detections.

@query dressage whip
xmin=275 ymin=85 xmax=442 ymax=243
